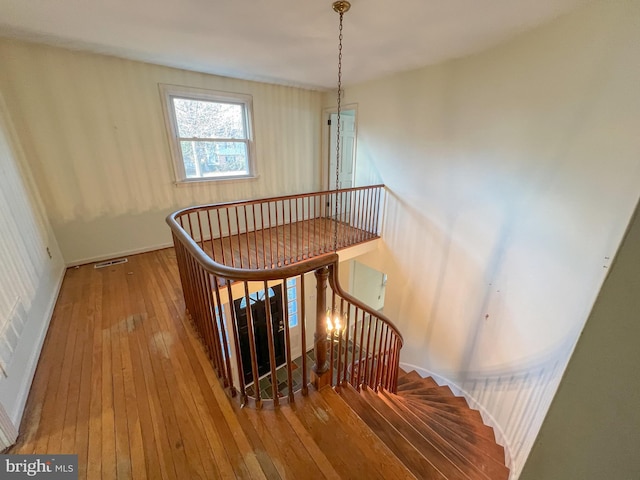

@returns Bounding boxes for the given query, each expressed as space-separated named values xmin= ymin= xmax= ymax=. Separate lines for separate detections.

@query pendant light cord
xmin=333 ymin=7 xmax=345 ymax=253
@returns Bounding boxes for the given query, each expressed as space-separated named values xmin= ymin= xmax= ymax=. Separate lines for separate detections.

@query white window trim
xmin=159 ymin=83 xmax=258 ymax=184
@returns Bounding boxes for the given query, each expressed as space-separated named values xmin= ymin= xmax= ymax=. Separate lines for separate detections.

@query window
xmin=159 ymin=84 xmax=255 ymax=183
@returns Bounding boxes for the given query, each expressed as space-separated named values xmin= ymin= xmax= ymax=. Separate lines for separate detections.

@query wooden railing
xmin=167 ymin=186 xmax=403 ymax=407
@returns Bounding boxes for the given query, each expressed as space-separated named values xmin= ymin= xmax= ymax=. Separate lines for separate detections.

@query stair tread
xmin=293 ymin=387 xmax=415 ymax=480
xmin=378 ymin=390 xmax=509 ymax=477
xmin=338 ymin=384 xmax=456 ymax=480
xmin=359 ymin=387 xmax=504 ymax=480
xmin=396 ymin=397 xmax=497 ymax=441
xmin=401 ymin=397 xmax=483 ymax=421
xmin=398 ymin=380 xmax=445 ymax=393
xmin=399 ymin=393 xmax=469 ymax=407
xmin=398 ymin=372 xmax=437 ymax=388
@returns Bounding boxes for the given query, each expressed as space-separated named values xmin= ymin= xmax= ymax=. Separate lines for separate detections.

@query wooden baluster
xmin=350 ymin=306 xmax=358 ymax=387
xmin=329 ymin=290 xmax=336 ymax=386
xmin=365 ymin=188 xmax=373 ymax=237
xmin=382 ymin=328 xmax=393 ymax=390
xmin=299 ymin=274 xmax=308 ymax=395
xmin=282 ymin=279 xmax=295 ymax=403
xmin=307 ymin=196 xmax=312 ymax=258
xmin=375 ymin=324 xmax=389 ymax=390
xmin=225 ymin=280 xmax=247 ymax=405
xmin=262 ymin=280 xmax=279 ymax=405
xmin=356 ymin=309 xmax=366 ymax=389
xmin=259 ymin=203 xmax=267 ymax=269
xmin=234 ymin=206 xmax=243 ymax=268
xmin=311 ymin=267 xmax=330 ymax=389
xmin=242 ymin=205 xmax=251 ymax=269
xmin=336 ymin=298 xmax=345 ymax=386
xmin=363 ymin=314 xmax=374 ymax=387
xmin=275 ymin=201 xmax=281 ymax=266
xmin=206 ymin=210 xmax=215 ymax=263
xmin=287 ymin=198 xmax=292 ymax=263
xmin=242 ymin=283 xmax=262 ymax=408
xmin=215 ymin=209 xmax=226 ymax=266
xmin=267 ymin=201 xmax=274 ymax=268
xmin=342 ymin=302 xmax=351 ymax=386
xmin=213 ymin=278 xmax=234 ymax=393
xmin=252 ymin=204 xmax=259 ymax=268
xmin=358 ymin=188 xmax=365 ymax=237
xmin=203 ymin=271 xmax=222 ymax=376
xmin=369 ymin=318 xmax=380 ymax=388
xmin=224 ymin=208 xmax=235 ymax=268
xmin=374 ymin=187 xmax=382 ymax=235
xmin=389 ymin=337 xmax=399 ymax=391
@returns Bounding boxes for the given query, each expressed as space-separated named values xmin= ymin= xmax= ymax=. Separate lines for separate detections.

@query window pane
xmin=289 ymin=313 xmax=298 ymax=328
xmin=173 ymin=98 xmax=246 ymax=139
xmin=180 ymin=141 xmax=249 ymax=178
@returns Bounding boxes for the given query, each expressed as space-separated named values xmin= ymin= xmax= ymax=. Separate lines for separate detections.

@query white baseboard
xmin=9 ymin=266 xmax=66 ymax=427
xmin=66 ymin=242 xmax=174 ymax=267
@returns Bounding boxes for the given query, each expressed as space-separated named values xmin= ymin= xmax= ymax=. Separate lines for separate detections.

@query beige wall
xmin=520 ymin=199 xmax=640 ymax=479
xmin=335 ymin=0 xmax=640 ymax=476
xmin=0 ymin=92 xmax=65 ymax=428
xmin=0 ymin=39 xmax=324 ymax=265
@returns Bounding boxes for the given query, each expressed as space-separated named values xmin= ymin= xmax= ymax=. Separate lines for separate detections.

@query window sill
xmin=174 ymin=174 xmax=260 ymax=187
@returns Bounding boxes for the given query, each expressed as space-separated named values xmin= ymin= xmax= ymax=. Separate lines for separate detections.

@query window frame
xmin=159 ymin=83 xmax=257 ymax=184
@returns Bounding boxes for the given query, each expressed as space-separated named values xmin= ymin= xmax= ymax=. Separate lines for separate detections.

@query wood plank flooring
xmin=195 ymin=217 xmax=377 ymax=269
xmin=9 ymin=249 xmax=413 ymax=479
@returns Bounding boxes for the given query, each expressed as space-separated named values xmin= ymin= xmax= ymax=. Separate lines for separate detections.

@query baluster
xmin=299 ymin=273 xmax=308 ymax=396
xmin=234 ymin=206 xmax=243 ymax=268
xmin=356 ymin=308 xmax=365 ymax=388
xmin=252 ymin=203 xmax=260 ymax=268
xmin=363 ymin=314 xmax=374 ymax=387
xmin=242 ymin=283 xmax=262 ymax=408
xmin=263 ymin=280 xmax=280 ymax=405
xmin=336 ymin=298 xmax=345 ymax=385
xmin=368 ymin=318 xmax=380 ymax=387
xmin=224 ymin=208 xmax=235 ymax=268
xmin=267 ymin=201 xmax=274 ymax=268
xmin=374 ymin=187 xmax=382 ymax=235
xmin=206 ymin=210 xmax=215 ymax=263
xmin=342 ymin=301 xmax=351 ymax=386
xmin=375 ymin=324 xmax=389 ymax=390
xmin=226 ymin=280 xmax=247 ymax=404
xmin=212 ymin=278 xmax=234 ymax=392
xmin=358 ymin=188 xmax=365 ymax=237
xmin=243 ymin=205 xmax=251 ymax=268
xmin=329 ymin=290 xmax=336 ymax=386
xmin=282 ymin=279 xmax=295 ymax=403
xmin=215 ymin=209 xmax=226 ymax=266
xmin=203 ymin=272 xmax=222 ymax=376
xmin=259 ymin=203 xmax=267 ymax=269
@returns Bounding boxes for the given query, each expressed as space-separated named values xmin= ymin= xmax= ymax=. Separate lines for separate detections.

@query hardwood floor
xmin=9 ymin=249 xmax=413 ymax=479
xmin=197 ymin=217 xmax=378 ymax=269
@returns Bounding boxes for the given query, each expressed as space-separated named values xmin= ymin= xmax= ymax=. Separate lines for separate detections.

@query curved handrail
xmin=167 ymin=185 xmax=404 ymax=404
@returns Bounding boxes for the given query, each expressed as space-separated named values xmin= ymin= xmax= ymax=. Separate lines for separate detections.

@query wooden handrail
xmin=167 ymin=185 xmax=404 ymax=405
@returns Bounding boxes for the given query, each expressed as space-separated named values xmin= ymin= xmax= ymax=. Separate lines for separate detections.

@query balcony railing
xmin=167 ymin=185 xmax=403 ymax=407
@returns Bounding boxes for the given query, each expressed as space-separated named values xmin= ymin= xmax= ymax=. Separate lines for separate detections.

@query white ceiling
xmin=0 ymin=0 xmax=590 ymax=90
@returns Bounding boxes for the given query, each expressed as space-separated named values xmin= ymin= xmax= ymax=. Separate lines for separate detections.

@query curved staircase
xmin=336 ymin=370 xmax=510 ymax=480
xmin=166 ymin=188 xmax=510 ymax=479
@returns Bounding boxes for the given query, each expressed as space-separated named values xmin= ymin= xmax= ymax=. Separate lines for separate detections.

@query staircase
xmin=336 ymin=370 xmax=510 ymax=480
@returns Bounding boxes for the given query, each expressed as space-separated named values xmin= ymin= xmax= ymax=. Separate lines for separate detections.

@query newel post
xmin=311 ymin=266 xmax=331 ymax=389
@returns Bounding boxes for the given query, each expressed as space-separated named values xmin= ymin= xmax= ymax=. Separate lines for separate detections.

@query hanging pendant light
xmin=332 ymin=0 xmax=350 ymax=253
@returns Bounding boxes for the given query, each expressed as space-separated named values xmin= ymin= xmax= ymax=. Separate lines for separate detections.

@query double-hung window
xmin=160 ymin=84 xmax=255 ymax=183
